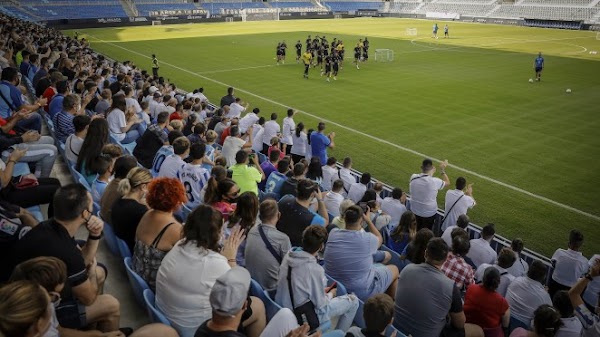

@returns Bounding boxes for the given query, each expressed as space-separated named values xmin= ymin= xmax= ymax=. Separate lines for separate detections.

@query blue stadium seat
xmin=143 ymin=289 xmax=172 ymax=326
xmin=353 ymin=297 xmax=366 ymax=329
xmin=385 ymin=325 xmax=408 ymax=337
xmin=12 ymin=162 xmax=31 ymax=177
xmin=250 ymin=279 xmax=282 ymax=321
xmin=380 ymin=244 xmax=406 ymax=272
xmin=117 ymin=238 xmax=132 ymax=259
xmin=26 ymin=206 xmax=44 ymax=223
xmin=124 ymin=257 xmax=149 ymax=307
xmin=102 ymin=221 xmax=120 ymax=256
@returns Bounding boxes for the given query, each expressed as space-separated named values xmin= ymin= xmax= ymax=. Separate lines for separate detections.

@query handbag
xmin=11 ymin=174 xmax=39 ymax=190
xmin=287 ymin=266 xmax=320 ymax=332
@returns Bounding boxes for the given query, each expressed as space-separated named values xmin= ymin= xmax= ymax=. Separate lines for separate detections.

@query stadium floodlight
xmin=406 ymin=28 xmax=417 ymax=36
xmin=375 ymin=49 xmax=394 ymax=62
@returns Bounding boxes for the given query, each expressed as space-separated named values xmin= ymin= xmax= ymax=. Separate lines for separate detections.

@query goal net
xmin=406 ymin=28 xmax=417 ymax=36
xmin=241 ymin=9 xmax=279 ymax=22
xmin=151 ymin=20 xmax=162 ymax=26
xmin=375 ymin=49 xmax=394 ymax=62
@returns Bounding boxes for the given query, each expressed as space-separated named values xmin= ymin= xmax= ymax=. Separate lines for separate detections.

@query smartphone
xmin=326 ymin=282 xmax=337 ymax=293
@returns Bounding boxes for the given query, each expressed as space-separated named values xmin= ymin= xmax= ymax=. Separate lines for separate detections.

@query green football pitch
xmin=69 ymin=18 xmax=600 ymax=257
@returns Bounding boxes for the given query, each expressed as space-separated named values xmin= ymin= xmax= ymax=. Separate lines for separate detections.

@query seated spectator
xmin=475 ymin=247 xmax=517 ymax=297
xmin=337 ymin=157 xmax=354 ymax=196
xmin=325 ymin=205 xmax=398 ymax=301
xmin=442 ymin=214 xmax=470 ymax=248
xmin=386 ymin=210 xmax=417 ymax=255
xmin=226 ymin=191 xmax=259 ymax=266
xmin=509 ymin=305 xmax=562 ymax=337
xmin=264 ymin=159 xmax=290 ymax=199
xmin=76 ymin=118 xmax=109 ymax=183
xmin=549 ymin=229 xmax=588 ymax=298
xmin=250 ymin=117 xmax=266 ymax=154
xmin=582 ymin=254 xmax=600 ymax=312
xmin=380 ymin=187 xmax=407 ymax=228
xmin=280 ymin=162 xmax=306 ymax=198
xmin=268 ymin=137 xmax=284 ymax=161
xmin=64 ymin=114 xmax=91 ymax=164
xmin=151 ymin=130 xmax=182 ymax=177
xmin=0 ymin=280 xmax=56 ymax=337
xmin=324 ymin=179 xmax=345 ymax=217
xmin=0 ymin=126 xmax=57 ymax=178
xmin=112 ymin=167 xmax=151 ymax=253
xmin=106 ymin=94 xmax=145 ymax=144
xmin=156 ymin=205 xmax=265 ymax=337
xmin=0 ymin=67 xmax=45 ymax=132
xmin=552 ymin=291 xmax=583 ymax=337
xmin=0 ymin=200 xmax=39 ymax=282
xmin=403 ymin=228 xmax=434 ymax=264
xmin=464 ymin=267 xmax=510 ymax=332
xmin=222 ymin=126 xmax=252 ymax=168
xmin=48 ymin=79 xmax=68 ymax=119
xmin=394 ymin=238 xmax=482 ymax=337
xmin=409 ymin=158 xmax=450 ymax=231
xmin=133 ymin=111 xmax=170 ymax=169
xmin=231 ymin=150 xmax=264 ymax=196
xmin=466 ymin=223 xmax=497 ymax=268
xmin=347 ymin=172 xmax=371 ymax=203
xmin=442 ymin=177 xmax=476 ymax=232
xmin=275 ymin=225 xmax=359 ymax=332
xmin=10 ymin=184 xmax=121 ymax=332
xmin=259 ymin=148 xmax=280 ymax=191
xmin=441 ymin=232 xmax=475 ymax=289
xmin=277 ymin=179 xmax=328 ymax=247
xmin=132 ymin=177 xmax=185 ymax=291
xmin=568 ymin=259 xmax=600 ymax=337
xmin=200 ymin=165 xmax=227 ymax=204
xmin=100 ymin=155 xmax=137 ymax=222
xmin=187 ymin=123 xmax=206 ymax=145
xmin=290 ymin=122 xmax=307 ymax=165
xmin=205 ymin=178 xmax=239 ymax=221
xmin=506 ymin=238 xmax=530 ymax=278
xmin=178 ymin=143 xmax=211 ymax=209
xmin=366 ymin=200 xmax=392 ymax=231
xmin=53 ymin=93 xmax=93 ymax=143
xmin=220 ymin=117 xmax=239 ymax=145
xmin=346 ymin=294 xmax=395 ymax=337
xmin=245 ymin=199 xmax=291 ymax=291
xmin=329 ymin=199 xmax=355 ymax=230
xmin=158 ymin=136 xmax=190 ymax=178
xmin=95 ymin=88 xmax=112 ymax=115
xmin=91 ymin=154 xmax=114 ymax=204
xmin=505 ymin=260 xmax=551 ymax=326
xmin=205 ymin=130 xmax=219 ymax=161
xmin=306 ymin=157 xmax=324 ymax=186
xmin=372 ymin=182 xmax=384 ymax=203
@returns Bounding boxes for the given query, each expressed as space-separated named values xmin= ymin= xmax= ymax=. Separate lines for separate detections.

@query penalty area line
xmin=86 ymin=34 xmax=600 ymax=222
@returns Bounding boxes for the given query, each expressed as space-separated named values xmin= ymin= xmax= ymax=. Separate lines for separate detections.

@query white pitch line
xmin=200 ymin=64 xmax=276 ymax=74
xmin=87 ymin=34 xmax=600 ymax=222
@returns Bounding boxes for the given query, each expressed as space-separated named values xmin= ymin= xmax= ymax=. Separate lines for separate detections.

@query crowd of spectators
xmin=0 ymin=12 xmax=598 ymax=337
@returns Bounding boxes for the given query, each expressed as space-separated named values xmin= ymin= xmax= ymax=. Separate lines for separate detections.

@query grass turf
xmin=69 ymin=18 xmax=600 ymax=257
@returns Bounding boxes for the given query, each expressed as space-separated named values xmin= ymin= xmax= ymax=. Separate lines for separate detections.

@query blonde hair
xmin=117 ymin=167 xmax=152 ymax=195
xmin=270 ymin=137 xmax=279 ymax=146
xmin=170 ymin=119 xmax=183 ymax=131
xmin=205 ymin=130 xmax=217 ymax=143
xmin=0 ymin=281 xmax=50 ymax=337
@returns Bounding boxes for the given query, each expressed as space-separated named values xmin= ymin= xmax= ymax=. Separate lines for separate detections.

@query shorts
xmin=56 ymin=299 xmax=87 ymax=329
xmin=333 ymin=65 xmax=339 ymax=72
xmin=372 ymin=250 xmax=386 ymax=263
xmin=355 ymin=54 xmax=360 ymax=59
xmin=354 ymin=265 xmax=393 ymax=301
xmin=535 ymin=67 xmax=543 ymax=72
xmin=297 ymin=50 xmax=301 ymax=56
xmin=325 ymin=66 xmax=331 ymax=72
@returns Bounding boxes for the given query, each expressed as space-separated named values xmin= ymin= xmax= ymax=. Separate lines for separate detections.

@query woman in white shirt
xmin=106 ymin=94 xmax=145 ymax=144
xmin=155 ymin=205 xmax=266 ymax=337
xmin=290 ymin=122 xmax=307 ymax=164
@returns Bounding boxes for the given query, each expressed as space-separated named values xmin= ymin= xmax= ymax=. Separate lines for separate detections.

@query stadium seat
xmin=26 ymin=206 xmax=44 ymax=223
xmin=143 ymin=289 xmax=172 ymax=326
xmin=12 ymin=162 xmax=31 ymax=177
xmin=249 ymin=279 xmax=282 ymax=321
xmin=353 ymin=297 xmax=366 ymax=329
xmin=385 ymin=325 xmax=408 ymax=337
xmin=102 ymin=222 xmax=120 ymax=257
xmin=380 ymin=244 xmax=407 ymax=272
xmin=124 ymin=257 xmax=149 ymax=307
xmin=117 ymin=238 xmax=132 ymax=259
xmin=78 ymin=176 xmax=92 ymax=192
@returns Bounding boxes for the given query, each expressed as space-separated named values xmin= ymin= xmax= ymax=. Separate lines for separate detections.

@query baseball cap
xmin=149 ymin=85 xmax=158 ymax=94
xmin=210 ymin=267 xmax=251 ymax=317
xmin=153 ymin=91 xmax=162 ymax=98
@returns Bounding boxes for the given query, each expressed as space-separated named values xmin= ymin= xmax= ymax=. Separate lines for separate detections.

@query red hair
xmin=146 ymin=177 xmax=187 ymax=212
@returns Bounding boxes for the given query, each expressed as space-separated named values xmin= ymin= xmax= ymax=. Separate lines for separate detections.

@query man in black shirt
xmin=353 ymin=44 xmax=361 ymax=70
xmin=10 ymin=184 xmax=122 ymax=332
xmin=295 ymin=40 xmax=302 ymax=63
xmin=323 ymin=54 xmax=333 ymax=82
xmin=220 ymin=87 xmax=236 ymax=108
xmin=331 ymin=51 xmax=341 ymax=81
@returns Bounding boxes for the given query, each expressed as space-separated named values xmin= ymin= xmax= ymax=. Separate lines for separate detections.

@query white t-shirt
xmin=321 ymin=165 xmax=337 ymax=191
xmin=506 ymin=257 xmax=529 ymax=278
xmin=43 ymin=304 xmax=59 ymax=337
xmin=151 ymin=102 xmax=168 ymax=119
xmin=158 ymin=154 xmax=185 ymax=178
xmin=107 ymin=108 xmax=126 ymax=141
xmin=474 ymin=263 xmax=515 ymax=297
xmin=347 ymin=183 xmax=367 ymax=203
xmin=125 ymin=97 xmax=141 ymax=113
xmin=222 ymin=136 xmax=247 ymax=168
xmin=583 ymin=255 xmax=600 ymax=307
xmin=337 ymin=168 xmax=355 ymax=197
xmin=441 ymin=225 xmax=456 ymax=247
xmin=281 ymin=117 xmax=295 ymax=145
xmin=324 ymin=191 xmax=344 ymax=217
xmin=151 ymin=145 xmax=174 ymax=177
xmin=251 ymin=125 xmax=265 ymax=153
xmin=178 ymin=163 xmax=210 ymax=209
xmin=409 ymin=173 xmax=446 ymax=217
xmin=263 ymin=120 xmax=280 ymax=145
xmin=556 ymin=316 xmax=583 ymax=337
xmin=290 ymin=131 xmax=307 ymax=157
xmin=466 ymin=238 xmax=497 ymax=268
xmin=156 ymin=241 xmax=230 ymax=336
xmin=505 ymin=276 xmax=552 ymax=324
xmin=227 ymin=102 xmax=245 ymax=119
xmin=551 ymin=248 xmax=589 ymax=287
xmin=380 ymin=197 xmax=407 ymax=228
xmin=64 ymin=134 xmax=84 ymax=164
xmin=442 ymin=189 xmax=475 ymax=231
xmin=239 ymin=112 xmax=259 ymax=134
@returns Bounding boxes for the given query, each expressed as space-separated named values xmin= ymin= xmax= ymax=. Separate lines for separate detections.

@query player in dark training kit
xmin=363 ymin=37 xmax=369 ymax=62
xmin=534 ymin=52 xmax=544 ymax=81
xmin=295 ymin=40 xmax=302 ymax=63
xmin=276 ymin=42 xmax=283 ymax=65
xmin=331 ymin=51 xmax=340 ymax=80
xmin=281 ymin=41 xmax=287 ymax=62
xmin=353 ymin=44 xmax=361 ymax=69
xmin=316 ymin=46 xmax=324 ymax=70
xmin=323 ymin=53 xmax=332 ymax=82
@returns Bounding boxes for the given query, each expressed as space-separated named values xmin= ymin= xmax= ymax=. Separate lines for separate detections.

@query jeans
xmin=121 ymin=123 xmax=146 ymax=144
xmin=321 ymin=294 xmax=360 ymax=332
xmin=2 ymin=136 xmax=57 ymax=177
xmin=16 ymin=112 xmax=42 ymax=133
xmin=261 ymin=308 xmax=345 ymax=337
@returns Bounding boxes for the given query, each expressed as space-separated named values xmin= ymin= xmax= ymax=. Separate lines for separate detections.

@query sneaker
xmin=326 ymin=77 xmax=330 ymax=82
xmin=333 ymin=77 xmax=337 ymax=81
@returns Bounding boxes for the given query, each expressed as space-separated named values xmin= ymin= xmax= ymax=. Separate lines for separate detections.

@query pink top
xmin=509 ymin=328 xmax=529 ymax=337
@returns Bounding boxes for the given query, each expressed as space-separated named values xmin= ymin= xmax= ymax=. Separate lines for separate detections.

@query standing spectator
xmin=466 ymin=223 xmax=497 ymax=268
xmin=222 ymin=125 xmax=252 ymax=168
xmin=158 ymin=136 xmax=190 ymax=178
xmin=277 ymin=179 xmax=328 ymax=247
xmin=306 ymin=157 xmax=323 ymax=186
xmin=64 ymin=114 xmax=90 ymax=164
xmin=251 ymin=117 xmax=266 ymax=154
xmin=394 ymin=238 xmax=482 ymax=337
xmin=442 ymin=214 xmax=470 ymax=248
xmin=321 ymin=156 xmax=337 ymax=191
xmin=442 ymin=177 xmax=476 ymax=232
xmin=475 ymin=247 xmax=517 ymax=297
xmin=506 ymin=238 xmax=530 ymax=278
xmin=220 ymin=87 xmax=236 ymax=107
xmin=549 ymin=230 xmax=589 ymax=298
xmin=505 ymin=260 xmax=552 ymax=327
xmin=464 ymin=267 xmax=510 ymax=332
xmin=227 ymin=97 xmax=248 ymax=119
xmin=239 ymin=107 xmax=260 ymax=134
xmin=0 ymin=67 xmax=46 ymax=132
xmin=259 ymin=148 xmax=280 ymax=191
xmin=281 ymin=109 xmax=295 ymax=155
xmin=231 ymin=150 xmax=264 ymax=195
xmin=568 ymin=259 xmax=600 ymax=337
xmin=262 ymin=113 xmax=280 ymax=154
xmin=552 ymin=291 xmax=583 ymax=337
xmin=336 ymin=157 xmax=354 ymax=196
xmin=347 ymin=172 xmax=371 ymax=203
xmin=290 ymin=122 xmax=307 ymax=164
xmin=380 ymin=187 xmax=407 ymax=228
xmin=441 ymin=233 xmax=475 ymax=289
xmin=508 ymin=305 xmax=562 ymax=337
xmin=325 ymin=205 xmax=398 ymax=301
xmin=409 ymin=158 xmax=449 ymax=231
xmin=275 ymin=225 xmax=359 ymax=332
xmin=245 ymin=200 xmax=291 ymax=291
xmin=310 ymin=122 xmax=335 ymax=166
xmin=324 ymin=180 xmax=345 ymax=217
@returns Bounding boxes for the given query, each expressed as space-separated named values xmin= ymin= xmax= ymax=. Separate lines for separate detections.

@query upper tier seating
xmin=492 ymin=4 xmax=595 ymax=20
xmin=417 ymin=3 xmax=497 ymax=16
xmin=136 ymin=3 xmax=198 ymax=16
xmin=323 ymin=1 xmax=384 ymax=11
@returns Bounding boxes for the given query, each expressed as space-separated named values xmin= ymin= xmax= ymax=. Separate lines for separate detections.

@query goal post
xmin=597 ymin=31 xmax=600 ymax=40
xmin=241 ymin=8 xmax=279 ymax=22
xmin=374 ymin=49 xmax=394 ymax=62
xmin=151 ymin=20 xmax=162 ymax=26
xmin=406 ymin=28 xmax=417 ymax=36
